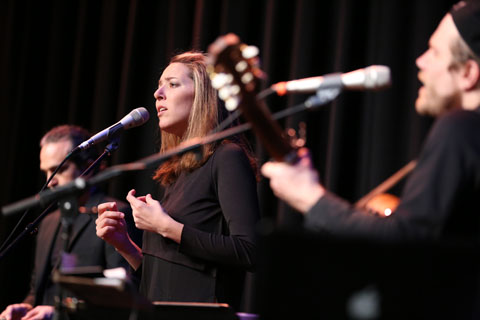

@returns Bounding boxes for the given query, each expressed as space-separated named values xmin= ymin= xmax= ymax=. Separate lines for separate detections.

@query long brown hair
xmin=153 ymin=51 xmax=223 ymax=185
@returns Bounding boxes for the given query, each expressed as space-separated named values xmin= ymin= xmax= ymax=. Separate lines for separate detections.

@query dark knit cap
xmin=451 ymin=1 xmax=480 ymax=57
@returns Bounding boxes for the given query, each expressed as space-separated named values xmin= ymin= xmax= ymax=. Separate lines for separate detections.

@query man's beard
xmin=415 ymin=86 xmax=460 ymax=117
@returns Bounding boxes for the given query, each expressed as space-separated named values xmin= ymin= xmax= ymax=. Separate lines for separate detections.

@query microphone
xmin=271 ymin=65 xmax=391 ymax=96
xmin=76 ymin=107 xmax=150 ymax=150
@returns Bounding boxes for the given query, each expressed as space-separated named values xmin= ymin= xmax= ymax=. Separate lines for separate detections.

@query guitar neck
xmin=241 ymin=94 xmax=296 ymax=162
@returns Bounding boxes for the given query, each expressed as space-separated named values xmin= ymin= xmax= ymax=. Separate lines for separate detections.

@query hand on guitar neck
xmin=261 ymin=148 xmax=325 ymax=213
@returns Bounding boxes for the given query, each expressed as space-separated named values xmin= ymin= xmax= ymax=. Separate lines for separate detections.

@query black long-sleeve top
xmin=305 ymin=107 xmax=480 ymax=242
xmin=140 ymin=142 xmax=260 ymax=308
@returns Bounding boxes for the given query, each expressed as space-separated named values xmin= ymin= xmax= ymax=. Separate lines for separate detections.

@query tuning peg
xmin=235 ymin=61 xmax=248 ymax=73
xmin=218 ymin=87 xmax=230 ymax=101
xmin=241 ymin=45 xmax=259 ymax=59
xmin=218 ymin=84 xmax=241 ymax=101
xmin=241 ymin=72 xmax=254 ymax=85
xmin=225 ymin=96 xmax=240 ymax=111
xmin=211 ymin=72 xmax=233 ymax=90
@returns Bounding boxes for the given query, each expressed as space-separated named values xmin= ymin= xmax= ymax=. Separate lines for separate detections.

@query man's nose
xmin=47 ymin=177 xmax=58 ymax=188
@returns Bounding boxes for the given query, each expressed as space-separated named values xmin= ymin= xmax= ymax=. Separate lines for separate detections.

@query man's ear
xmin=460 ymin=59 xmax=480 ymax=90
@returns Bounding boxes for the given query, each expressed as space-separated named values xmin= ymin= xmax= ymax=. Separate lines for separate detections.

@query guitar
xmin=207 ymin=33 xmax=297 ymax=163
xmin=207 ymin=33 xmax=403 ymax=218
xmin=355 ymin=160 xmax=417 ymax=217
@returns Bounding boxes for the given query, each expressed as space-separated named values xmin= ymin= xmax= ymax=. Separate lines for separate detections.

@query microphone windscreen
xmin=123 ymin=107 xmax=150 ymax=129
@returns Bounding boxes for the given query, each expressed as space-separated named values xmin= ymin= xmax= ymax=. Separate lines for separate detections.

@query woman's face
xmin=154 ymin=62 xmax=195 ymax=137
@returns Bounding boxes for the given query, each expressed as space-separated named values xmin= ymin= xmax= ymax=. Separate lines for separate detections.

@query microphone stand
xmin=0 ymin=139 xmax=119 ymax=319
xmin=0 ymin=147 xmax=82 ymax=256
xmin=52 ymin=139 xmax=120 ymax=320
xmin=2 ymin=88 xmax=340 ymax=217
xmin=53 ymin=194 xmax=78 ymax=320
xmin=0 ymin=141 xmax=120 ymax=263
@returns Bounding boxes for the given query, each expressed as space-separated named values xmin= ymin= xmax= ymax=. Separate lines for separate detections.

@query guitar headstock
xmin=207 ymin=33 xmax=265 ymax=111
xmin=207 ymin=33 xmax=296 ymax=162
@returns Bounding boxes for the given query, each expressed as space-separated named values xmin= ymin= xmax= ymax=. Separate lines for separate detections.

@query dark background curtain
xmin=0 ymin=0 xmax=456 ymax=311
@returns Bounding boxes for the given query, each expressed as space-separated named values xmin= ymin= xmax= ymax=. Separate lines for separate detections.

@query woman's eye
xmin=170 ymin=82 xmax=179 ymax=88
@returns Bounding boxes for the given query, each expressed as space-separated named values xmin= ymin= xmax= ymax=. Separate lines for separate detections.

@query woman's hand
xmin=95 ymin=202 xmax=130 ymax=250
xmin=96 ymin=201 xmax=142 ymax=269
xmin=126 ymin=189 xmax=183 ymax=243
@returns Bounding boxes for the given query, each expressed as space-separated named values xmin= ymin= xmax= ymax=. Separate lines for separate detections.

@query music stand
xmin=151 ymin=302 xmax=239 ymax=320
xmin=54 ymin=272 xmax=152 ymax=320
xmin=55 ymin=273 xmax=240 ymax=320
